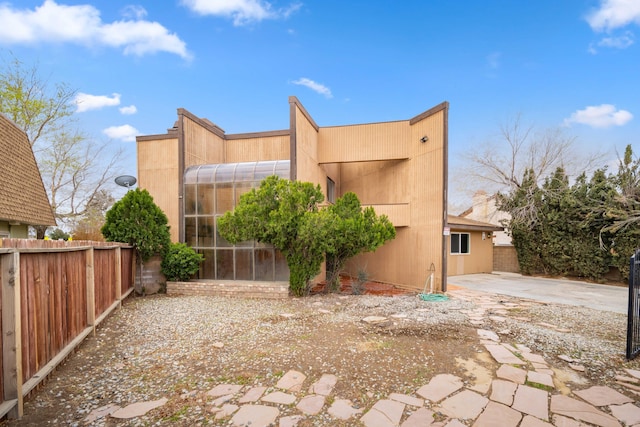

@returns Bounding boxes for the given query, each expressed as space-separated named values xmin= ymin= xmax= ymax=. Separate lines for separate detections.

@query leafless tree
xmin=0 ymin=53 xmax=122 ymax=236
xmin=456 ymin=114 xmax=605 ymax=198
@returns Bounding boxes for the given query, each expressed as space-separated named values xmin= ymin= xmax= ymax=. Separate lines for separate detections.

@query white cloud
xmin=181 ymin=0 xmax=301 ymax=26
xmin=121 ymin=5 xmax=147 ymax=20
xmin=74 ymin=92 xmax=121 ymax=113
xmin=0 ymin=0 xmax=190 ymax=59
xmin=587 ymin=0 xmax=640 ymax=32
xmin=598 ymin=31 xmax=635 ymax=48
xmin=564 ymin=104 xmax=633 ymax=128
xmin=291 ymin=77 xmax=332 ymax=98
xmin=103 ymin=124 xmax=140 ymax=142
xmin=119 ymin=105 xmax=138 ymax=115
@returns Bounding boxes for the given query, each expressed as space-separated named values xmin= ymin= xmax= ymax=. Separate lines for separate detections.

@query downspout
xmin=178 ymin=111 xmax=185 ymax=243
xmin=441 ymin=103 xmax=449 ymax=292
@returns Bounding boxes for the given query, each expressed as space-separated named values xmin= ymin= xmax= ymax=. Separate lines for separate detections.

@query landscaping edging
xmin=167 ymin=280 xmax=289 ymax=298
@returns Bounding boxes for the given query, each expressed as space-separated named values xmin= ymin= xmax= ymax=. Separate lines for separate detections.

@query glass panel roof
xmin=184 ymin=161 xmax=290 ymax=184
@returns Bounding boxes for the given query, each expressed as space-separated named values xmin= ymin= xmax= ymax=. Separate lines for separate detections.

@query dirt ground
xmin=3 ymin=279 xmax=639 ymax=426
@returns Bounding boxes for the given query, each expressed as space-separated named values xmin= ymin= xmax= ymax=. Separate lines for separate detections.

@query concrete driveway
xmin=447 ymin=272 xmax=628 ymax=314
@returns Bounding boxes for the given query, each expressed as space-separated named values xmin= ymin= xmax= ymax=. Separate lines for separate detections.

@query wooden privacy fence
xmin=0 ymin=239 xmax=135 ymax=419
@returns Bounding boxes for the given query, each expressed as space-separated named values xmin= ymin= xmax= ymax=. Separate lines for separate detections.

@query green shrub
xmin=161 ymin=243 xmax=204 ymax=281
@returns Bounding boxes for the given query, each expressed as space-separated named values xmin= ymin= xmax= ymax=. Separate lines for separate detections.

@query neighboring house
xmin=0 ymin=113 xmax=56 ymax=238
xmin=459 ymin=190 xmax=520 ymax=273
xmin=137 ymin=97 xmax=451 ymax=291
xmin=459 ymin=190 xmax=511 ymax=245
xmin=447 ymin=215 xmax=503 ymax=276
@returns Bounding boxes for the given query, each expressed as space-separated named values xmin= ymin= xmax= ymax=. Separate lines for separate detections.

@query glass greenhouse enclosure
xmin=183 ymin=160 xmax=290 ymax=281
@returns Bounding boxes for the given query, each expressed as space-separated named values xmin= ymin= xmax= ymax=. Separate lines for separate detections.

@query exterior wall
xmin=447 ymin=230 xmax=494 ymax=276
xmin=465 ymin=192 xmax=511 ymax=245
xmin=318 ymin=122 xmax=409 ymax=163
xmin=184 ymin=115 xmax=225 ymax=167
xmin=137 ymin=136 xmax=180 ymax=242
xmin=225 ymin=134 xmax=290 ymax=163
xmin=493 ymin=245 xmax=520 ymax=273
xmin=343 ymin=108 xmax=447 ymax=291
xmin=0 ymin=221 xmax=27 ymax=238
xmin=293 ymin=105 xmax=325 ymax=192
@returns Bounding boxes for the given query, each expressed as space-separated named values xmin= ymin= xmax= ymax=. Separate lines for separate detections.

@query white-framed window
xmin=327 ymin=177 xmax=336 ymax=203
xmin=451 ymin=232 xmax=470 ymax=254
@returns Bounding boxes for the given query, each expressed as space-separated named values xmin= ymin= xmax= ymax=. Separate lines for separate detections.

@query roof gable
xmin=0 ymin=113 xmax=56 ymax=226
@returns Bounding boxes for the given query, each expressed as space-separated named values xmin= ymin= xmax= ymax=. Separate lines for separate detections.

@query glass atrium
xmin=183 ymin=160 xmax=290 ymax=281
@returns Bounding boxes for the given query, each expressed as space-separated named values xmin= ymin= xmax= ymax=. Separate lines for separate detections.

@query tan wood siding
xmin=366 ymin=204 xmax=410 ymax=227
xmin=344 ymin=109 xmax=446 ymax=291
xmin=318 ymin=122 xmax=410 ymax=163
xmin=225 ymin=135 xmax=290 ymax=163
xmin=183 ymin=116 xmax=225 ymax=167
xmin=137 ymin=137 xmax=180 ymax=242
xmin=294 ymin=107 xmax=325 ymax=190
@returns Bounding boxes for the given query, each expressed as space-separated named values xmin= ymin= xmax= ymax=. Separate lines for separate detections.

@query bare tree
xmin=457 ymin=114 xmax=605 ymax=197
xmin=0 ymin=53 xmax=122 ymax=236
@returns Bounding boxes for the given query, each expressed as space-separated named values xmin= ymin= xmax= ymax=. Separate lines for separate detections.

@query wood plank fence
xmin=0 ymin=239 xmax=135 ymax=419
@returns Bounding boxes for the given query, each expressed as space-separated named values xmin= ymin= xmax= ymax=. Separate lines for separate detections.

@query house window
xmin=327 ymin=177 xmax=336 ymax=203
xmin=451 ymin=233 xmax=470 ymax=254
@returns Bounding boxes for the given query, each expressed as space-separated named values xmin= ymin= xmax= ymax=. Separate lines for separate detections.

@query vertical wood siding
xmin=318 ymin=122 xmax=410 ymax=163
xmin=184 ymin=116 xmax=225 ymax=167
xmin=225 ymin=135 xmax=290 ymax=163
xmin=137 ymin=137 xmax=180 ymax=242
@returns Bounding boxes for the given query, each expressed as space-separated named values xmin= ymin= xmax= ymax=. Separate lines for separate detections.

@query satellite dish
xmin=115 ymin=175 xmax=137 ymax=188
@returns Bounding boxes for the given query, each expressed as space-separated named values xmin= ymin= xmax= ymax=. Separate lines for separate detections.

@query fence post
xmin=2 ymin=251 xmax=23 ymax=418
xmin=115 ymin=247 xmax=122 ymax=306
xmin=85 ymin=248 xmax=95 ymax=334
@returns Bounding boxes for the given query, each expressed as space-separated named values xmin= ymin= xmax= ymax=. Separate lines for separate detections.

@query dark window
xmin=327 ymin=177 xmax=336 ymax=203
xmin=451 ymin=233 xmax=470 ymax=254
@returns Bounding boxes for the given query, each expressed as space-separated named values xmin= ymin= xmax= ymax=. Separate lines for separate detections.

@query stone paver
xmin=360 ymin=399 xmax=405 ymax=427
xmin=496 ymin=364 xmax=527 ymax=384
xmin=416 ymin=374 xmax=464 ymax=402
xmin=440 ymin=389 xmax=488 ymax=420
xmin=328 ymin=399 xmax=363 ymax=420
xmin=83 ymin=403 xmax=120 ymax=424
xmin=550 ymin=395 xmax=621 ymax=427
xmin=231 ymin=405 xmax=279 ymax=427
xmin=477 ymin=329 xmax=499 ymax=341
xmin=473 ymin=401 xmax=522 ymax=427
xmin=111 ymin=398 xmax=168 ymax=419
xmin=527 ymin=371 xmax=555 ymax=388
xmin=279 ymin=415 xmax=304 ymax=427
xmin=212 ymin=394 xmax=234 ymax=406
xmin=490 ymin=379 xmax=517 ymax=406
xmin=400 ymin=407 xmax=434 ymax=427
xmin=573 ymin=385 xmax=633 ymax=406
xmin=512 ymin=384 xmax=549 ymax=421
xmin=609 ymin=403 xmax=640 ymax=426
xmin=214 ymin=404 xmax=239 ymax=419
xmin=207 ymin=384 xmax=243 ymax=397
xmin=389 ymin=392 xmax=423 ymax=407
xmin=238 ymin=386 xmax=267 ymax=403
xmin=484 ymin=344 xmax=523 ymax=364
xmin=261 ymin=391 xmax=297 ymax=404
xmin=296 ymin=394 xmax=325 ymax=415
xmin=276 ymin=370 xmax=306 ymax=392
xmin=308 ymin=373 xmax=338 ymax=396
xmin=520 ymin=415 xmax=553 ymax=426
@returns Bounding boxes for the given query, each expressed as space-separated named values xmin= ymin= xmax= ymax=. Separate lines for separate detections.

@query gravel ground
xmin=4 ymin=289 xmax=640 ymax=426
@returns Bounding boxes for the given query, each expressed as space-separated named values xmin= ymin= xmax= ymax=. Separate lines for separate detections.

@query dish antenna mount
xmin=115 ymin=175 xmax=137 ymax=189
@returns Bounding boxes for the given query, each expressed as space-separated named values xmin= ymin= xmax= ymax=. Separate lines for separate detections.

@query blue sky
xmin=0 ymin=0 xmax=638 ymax=207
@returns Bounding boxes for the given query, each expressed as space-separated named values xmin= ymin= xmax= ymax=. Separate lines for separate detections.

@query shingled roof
xmin=0 ymin=113 xmax=56 ymax=226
